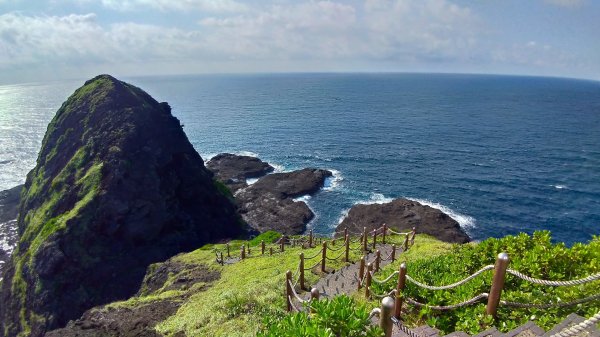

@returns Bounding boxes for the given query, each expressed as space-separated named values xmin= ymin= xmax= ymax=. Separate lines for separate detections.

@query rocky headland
xmin=336 ymin=198 xmax=470 ymax=243
xmin=207 ymin=153 xmax=332 ymax=235
xmin=0 ymin=75 xmax=244 ymax=336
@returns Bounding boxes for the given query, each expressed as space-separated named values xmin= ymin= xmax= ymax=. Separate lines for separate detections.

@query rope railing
xmin=391 ymin=316 xmax=425 ymax=337
xmin=406 ymin=265 xmax=495 ymax=290
xmin=406 ymin=293 xmax=489 ymax=311
xmin=304 ymin=259 xmax=324 ymax=271
xmin=369 ymin=288 xmax=397 ymax=299
xmin=500 ymin=293 xmax=600 ymax=309
xmin=506 ymin=269 xmax=600 ymax=286
xmin=371 ymin=271 xmax=400 ymax=284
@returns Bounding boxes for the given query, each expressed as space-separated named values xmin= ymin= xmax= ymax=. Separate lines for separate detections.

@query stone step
xmin=504 ymin=321 xmax=545 ymax=337
xmin=473 ymin=327 xmax=502 ymax=337
xmin=543 ymin=313 xmax=600 ymax=337
xmin=414 ymin=324 xmax=442 ymax=337
xmin=444 ymin=332 xmax=470 ymax=337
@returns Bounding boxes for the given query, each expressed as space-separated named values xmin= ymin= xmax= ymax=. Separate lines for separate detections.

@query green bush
xmin=258 ymin=295 xmax=384 ymax=337
xmin=371 ymin=231 xmax=600 ymax=334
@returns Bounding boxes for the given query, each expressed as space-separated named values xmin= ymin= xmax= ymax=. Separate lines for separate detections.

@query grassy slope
xmin=103 ymin=234 xmax=451 ymax=337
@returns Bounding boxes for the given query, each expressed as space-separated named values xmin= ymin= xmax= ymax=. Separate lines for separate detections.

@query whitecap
xmin=246 ymin=178 xmax=259 ymax=185
xmin=363 ymin=193 xmax=395 ymax=205
xmin=271 ymin=163 xmax=286 ymax=173
xmin=406 ymin=197 xmax=476 ymax=230
xmin=293 ymin=195 xmax=312 ymax=203
xmin=553 ymin=184 xmax=568 ymax=190
xmin=323 ymin=169 xmax=343 ymax=191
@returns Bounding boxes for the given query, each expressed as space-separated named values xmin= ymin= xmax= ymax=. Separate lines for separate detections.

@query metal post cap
xmin=498 ymin=252 xmax=509 ymax=261
xmin=382 ymin=296 xmax=395 ymax=308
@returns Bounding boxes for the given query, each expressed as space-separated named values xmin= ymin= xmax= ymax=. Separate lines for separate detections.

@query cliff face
xmin=0 ymin=75 xmax=243 ymax=337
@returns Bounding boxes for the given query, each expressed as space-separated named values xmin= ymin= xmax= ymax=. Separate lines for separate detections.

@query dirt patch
xmin=140 ymin=261 xmax=220 ymax=295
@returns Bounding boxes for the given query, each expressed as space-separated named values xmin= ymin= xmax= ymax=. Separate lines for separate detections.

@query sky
xmin=0 ymin=0 xmax=599 ymax=84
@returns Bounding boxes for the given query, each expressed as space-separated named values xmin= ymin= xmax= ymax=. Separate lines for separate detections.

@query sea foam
xmin=323 ymin=169 xmax=343 ymax=191
xmin=406 ymin=197 xmax=476 ymax=230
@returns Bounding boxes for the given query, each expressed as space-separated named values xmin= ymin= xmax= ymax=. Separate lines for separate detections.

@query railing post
xmin=375 ymin=250 xmax=381 ymax=272
xmin=410 ymin=227 xmax=416 ymax=245
xmin=220 ymin=252 xmax=224 ymax=265
xmin=403 ymin=234 xmax=409 ymax=251
xmin=486 ymin=252 xmax=509 ymax=317
xmin=309 ymin=229 xmax=313 ymax=248
xmin=363 ymin=227 xmax=368 ymax=251
xmin=391 ymin=244 xmax=396 ymax=262
xmin=227 ymin=243 xmax=230 ymax=257
xmin=286 ymin=270 xmax=293 ymax=312
xmin=381 ymin=297 xmax=394 ymax=337
xmin=372 ymin=230 xmax=377 ymax=250
xmin=382 ymin=223 xmax=387 ymax=244
xmin=344 ymin=227 xmax=348 ymax=240
xmin=310 ymin=288 xmax=320 ymax=313
xmin=247 ymin=242 xmax=251 ymax=255
xmin=281 ymin=236 xmax=285 ymax=252
xmin=241 ymin=245 xmax=246 ymax=259
xmin=344 ymin=236 xmax=350 ymax=262
xmin=365 ymin=262 xmax=373 ymax=298
xmin=299 ymin=252 xmax=305 ymax=290
xmin=261 ymin=240 xmax=265 ymax=255
xmin=270 ymin=247 xmax=273 ymax=256
xmin=358 ymin=256 xmax=366 ymax=290
xmin=394 ymin=263 xmax=407 ymax=319
xmin=321 ymin=241 xmax=327 ymax=272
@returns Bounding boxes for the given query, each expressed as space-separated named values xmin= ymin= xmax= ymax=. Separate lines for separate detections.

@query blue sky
xmin=0 ymin=0 xmax=598 ymax=84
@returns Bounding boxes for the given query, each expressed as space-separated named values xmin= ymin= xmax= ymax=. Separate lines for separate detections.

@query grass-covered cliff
xmin=0 ymin=75 xmax=244 ymax=337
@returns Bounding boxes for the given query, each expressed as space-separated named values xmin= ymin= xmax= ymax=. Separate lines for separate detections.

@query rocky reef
xmin=206 ymin=153 xmax=332 ymax=235
xmin=336 ymin=198 xmax=470 ymax=243
xmin=0 ymin=75 xmax=243 ymax=336
xmin=0 ymin=184 xmax=22 ymax=277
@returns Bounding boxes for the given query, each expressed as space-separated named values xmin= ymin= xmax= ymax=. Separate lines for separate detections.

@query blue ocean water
xmin=1 ymin=73 xmax=599 ymax=246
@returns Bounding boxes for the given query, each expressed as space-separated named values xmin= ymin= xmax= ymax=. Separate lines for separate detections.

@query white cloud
xmin=95 ymin=0 xmax=247 ymax=12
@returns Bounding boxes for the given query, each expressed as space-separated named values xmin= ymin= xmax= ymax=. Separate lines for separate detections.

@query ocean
xmin=1 ymin=73 xmax=599 ymax=252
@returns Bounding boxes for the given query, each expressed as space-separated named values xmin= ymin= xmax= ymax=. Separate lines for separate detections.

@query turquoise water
xmin=1 ymin=73 xmax=599 ymax=246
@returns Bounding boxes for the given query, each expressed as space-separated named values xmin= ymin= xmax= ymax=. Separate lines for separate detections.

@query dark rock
xmin=0 ymin=75 xmax=243 ymax=336
xmin=236 ymin=168 xmax=332 ymax=235
xmin=206 ymin=153 xmax=274 ymax=192
xmin=336 ymin=198 xmax=470 ymax=243
xmin=0 ymin=184 xmax=22 ymax=224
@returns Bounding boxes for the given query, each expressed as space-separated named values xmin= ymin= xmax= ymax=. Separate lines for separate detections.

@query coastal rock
xmin=336 ymin=198 xmax=470 ymax=243
xmin=0 ymin=184 xmax=21 ymax=224
xmin=236 ymin=168 xmax=332 ymax=235
xmin=206 ymin=153 xmax=274 ymax=192
xmin=0 ymin=75 xmax=243 ymax=336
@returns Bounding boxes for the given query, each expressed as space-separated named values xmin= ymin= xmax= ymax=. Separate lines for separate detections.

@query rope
xmin=506 ymin=269 xmax=600 ymax=286
xmin=327 ymin=244 xmax=344 ymax=252
xmin=501 ymin=293 xmax=600 ymax=309
xmin=387 ymin=229 xmax=411 ymax=236
xmin=288 ymin=280 xmax=307 ymax=304
xmin=548 ymin=310 xmax=600 ymax=337
xmin=380 ymin=251 xmax=395 ymax=261
xmin=406 ymin=265 xmax=494 ymax=290
xmin=325 ymin=251 xmax=345 ymax=261
xmin=304 ymin=259 xmax=323 ymax=271
xmin=303 ymin=249 xmax=324 ymax=260
xmin=369 ymin=288 xmax=397 ymax=299
xmin=371 ymin=271 xmax=399 ymax=284
xmin=368 ymin=308 xmax=381 ymax=320
xmin=391 ymin=317 xmax=425 ymax=337
xmin=406 ymin=293 xmax=489 ymax=311
xmin=288 ymin=295 xmax=302 ymax=312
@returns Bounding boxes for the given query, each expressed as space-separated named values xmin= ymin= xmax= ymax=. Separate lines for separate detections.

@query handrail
xmin=506 ymin=269 xmax=600 ymax=286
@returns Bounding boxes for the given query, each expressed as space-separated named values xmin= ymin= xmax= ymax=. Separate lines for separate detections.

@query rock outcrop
xmin=0 ymin=185 xmax=22 ymax=277
xmin=235 ymin=168 xmax=332 ymax=234
xmin=0 ymin=184 xmax=21 ymax=224
xmin=206 ymin=153 xmax=274 ymax=192
xmin=336 ymin=198 xmax=470 ymax=243
xmin=0 ymin=75 xmax=243 ymax=336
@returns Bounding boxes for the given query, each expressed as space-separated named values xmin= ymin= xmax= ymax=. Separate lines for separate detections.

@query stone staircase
xmin=390 ymin=314 xmax=600 ymax=337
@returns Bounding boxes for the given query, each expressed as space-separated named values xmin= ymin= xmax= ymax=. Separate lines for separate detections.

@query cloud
xmin=544 ymin=0 xmax=585 ymax=8
xmin=77 ymin=0 xmax=247 ymax=12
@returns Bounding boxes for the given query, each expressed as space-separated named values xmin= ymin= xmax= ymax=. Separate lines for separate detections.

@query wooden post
xmin=299 ymin=252 xmax=305 ymax=290
xmin=382 ymin=223 xmax=387 ymax=244
xmin=321 ymin=241 xmax=327 ymax=272
xmin=410 ymin=227 xmax=416 ymax=245
xmin=309 ymin=229 xmax=313 ymax=248
xmin=332 ymin=238 xmax=336 ymax=246
xmin=380 ymin=297 xmax=395 ymax=337
xmin=375 ymin=250 xmax=381 ymax=272
xmin=247 ymin=242 xmax=251 ymax=255
xmin=391 ymin=245 xmax=396 ymax=262
xmin=365 ymin=262 xmax=373 ymax=298
xmin=270 ymin=247 xmax=273 ymax=256
xmin=344 ymin=236 xmax=350 ymax=262
xmin=241 ymin=245 xmax=246 ymax=259
xmin=220 ymin=252 xmax=224 ymax=265
xmin=261 ymin=240 xmax=265 ymax=255
xmin=310 ymin=288 xmax=320 ymax=313
xmin=372 ymin=230 xmax=377 ymax=250
xmin=227 ymin=243 xmax=230 ymax=257
xmin=281 ymin=236 xmax=285 ymax=252
xmin=363 ymin=227 xmax=368 ymax=251
xmin=344 ymin=227 xmax=348 ymax=240
xmin=286 ymin=270 xmax=293 ymax=312
xmin=403 ymin=234 xmax=409 ymax=251
xmin=394 ymin=263 xmax=407 ymax=319
xmin=486 ymin=252 xmax=509 ymax=317
xmin=358 ymin=256 xmax=366 ymax=290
